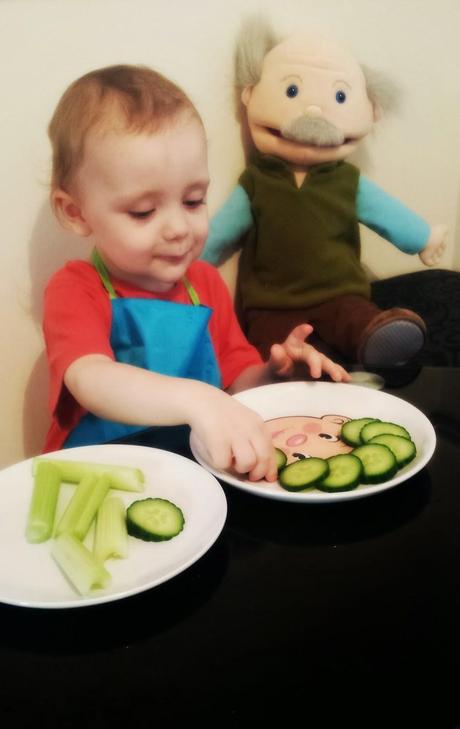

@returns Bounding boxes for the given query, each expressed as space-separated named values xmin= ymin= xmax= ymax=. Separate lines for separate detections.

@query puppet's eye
xmin=286 ymin=84 xmax=299 ymax=98
xmin=335 ymin=90 xmax=347 ymax=104
xmin=319 ymin=433 xmax=339 ymax=441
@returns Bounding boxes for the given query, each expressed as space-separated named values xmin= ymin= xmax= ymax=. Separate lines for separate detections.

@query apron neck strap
xmin=90 ymin=249 xmax=201 ymax=305
xmin=91 ymin=249 xmax=117 ymax=299
xmin=182 ymin=275 xmax=201 ymax=305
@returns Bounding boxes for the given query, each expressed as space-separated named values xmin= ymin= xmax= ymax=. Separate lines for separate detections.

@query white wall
xmin=0 ymin=0 xmax=459 ymax=467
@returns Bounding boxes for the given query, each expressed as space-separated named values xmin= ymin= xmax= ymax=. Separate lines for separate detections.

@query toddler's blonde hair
xmin=48 ymin=64 xmax=201 ymax=191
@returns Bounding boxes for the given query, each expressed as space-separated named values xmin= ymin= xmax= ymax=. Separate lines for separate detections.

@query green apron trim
xmin=90 ymin=249 xmax=200 ymax=305
xmin=182 ymin=276 xmax=200 ymax=306
xmin=91 ymin=249 xmax=117 ymax=299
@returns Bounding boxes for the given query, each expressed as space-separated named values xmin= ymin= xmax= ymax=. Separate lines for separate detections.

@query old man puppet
xmin=202 ymin=18 xmax=447 ymax=368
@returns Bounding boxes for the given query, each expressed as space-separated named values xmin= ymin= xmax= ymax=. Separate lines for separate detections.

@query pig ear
xmin=322 ymin=415 xmax=349 ymax=424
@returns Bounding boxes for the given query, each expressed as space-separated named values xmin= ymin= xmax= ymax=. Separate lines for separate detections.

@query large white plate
xmin=0 ymin=444 xmax=227 ymax=609
xmin=191 ymin=381 xmax=436 ymax=503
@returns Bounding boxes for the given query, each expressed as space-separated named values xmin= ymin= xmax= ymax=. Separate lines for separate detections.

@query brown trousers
xmin=241 ymin=295 xmax=384 ymax=364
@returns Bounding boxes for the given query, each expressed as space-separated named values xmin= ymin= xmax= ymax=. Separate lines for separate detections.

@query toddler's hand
xmin=189 ymin=389 xmax=277 ymax=482
xmin=268 ymin=323 xmax=350 ymax=382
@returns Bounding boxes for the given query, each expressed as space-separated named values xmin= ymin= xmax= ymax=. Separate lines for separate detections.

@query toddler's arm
xmin=65 ymin=325 xmax=348 ymax=482
xmin=64 ymin=354 xmax=277 ymax=482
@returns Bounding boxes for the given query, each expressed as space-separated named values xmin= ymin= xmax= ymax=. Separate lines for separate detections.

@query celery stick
xmin=55 ymin=473 xmax=110 ymax=540
xmin=32 ymin=458 xmax=145 ymax=492
xmin=94 ymin=496 xmax=129 ymax=563
xmin=25 ymin=461 xmax=61 ymax=543
xmin=51 ymin=533 xmax=111 ymax=595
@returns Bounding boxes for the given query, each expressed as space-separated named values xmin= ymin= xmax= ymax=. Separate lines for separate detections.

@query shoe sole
xmin=362 ymin=320 xmax=425 ymax=367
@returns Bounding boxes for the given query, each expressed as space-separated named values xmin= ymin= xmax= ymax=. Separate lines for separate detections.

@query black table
xmin=2 ymin=367 xmax=460 ymax=729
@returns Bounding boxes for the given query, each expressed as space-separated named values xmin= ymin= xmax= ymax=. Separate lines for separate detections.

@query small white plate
xmin=191 ymin=381 xmax=436 ymax=503
xmin=0 ymin=444 xmax=227 ymax=609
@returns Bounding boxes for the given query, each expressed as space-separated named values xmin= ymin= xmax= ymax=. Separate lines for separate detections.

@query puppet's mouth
xmin=265 ymin=124 xmax=354 ymax=148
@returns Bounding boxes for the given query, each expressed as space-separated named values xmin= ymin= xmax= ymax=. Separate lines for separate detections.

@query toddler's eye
xmin=319 ymin=433 xmax=339 ymax=441
xmin=335 ymin=90 xmax=347 ymax=104
xmin=129 ymin=209 xmax=154 ymax=219
xmin=184 ymin=199 xmax=206 ymax=209
xmin=286 ymin=84 xmax=299 ymax=98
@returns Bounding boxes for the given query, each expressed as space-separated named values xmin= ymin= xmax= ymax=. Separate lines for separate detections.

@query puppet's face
xmin=269 ymin=414 xmax=352 ymax=463
xmin=242 ymin=33 xmax=375 ymax=167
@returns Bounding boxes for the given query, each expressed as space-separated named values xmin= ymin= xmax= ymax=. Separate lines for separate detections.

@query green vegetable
xmin=359 ymin=421 xmax=411 ymax=443
xmin=341 ymin=418 xmax=380 ymax=446
xmin=25 ymin=461 xmax=61 ymax=543
xmin=55 ymin=473 xmax=110 ymax=540
xmin=317 ymin=453 xmax=363 ymax=493
xmin=127 ymin=498 xmax=185 ymax=541
xmin=93 ymin=496 xmax=129 ymax=563
xmin=279 ymin=457 xmax=329 ymax=492
xmin=369 ymin=433 xmax=416 ymax=468
xmin=32 ymin=458 xmax=145 ymax=492
xmin=51 ymin=533 xmax=111 ymax=595
xmin=352 ymin=444 xmax=398 ymax=484
xmin=275 ymin=448 xmax=287 ymax=472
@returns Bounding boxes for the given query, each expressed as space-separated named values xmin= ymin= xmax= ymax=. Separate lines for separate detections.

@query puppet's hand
xmin=268 ymin=324 xmax=351 ymax=382
xmin=419 ymin=224 xmax=448 ymax=266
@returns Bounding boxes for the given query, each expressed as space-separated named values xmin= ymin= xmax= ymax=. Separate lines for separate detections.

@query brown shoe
xmin=357 ymin=308 xmax=427 ymax=367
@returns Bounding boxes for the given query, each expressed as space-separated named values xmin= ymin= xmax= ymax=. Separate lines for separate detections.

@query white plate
xmin=191 ymin=381 xmax=436 ymax=503
xmin=0 ymin=444 xmax=227 ymax=609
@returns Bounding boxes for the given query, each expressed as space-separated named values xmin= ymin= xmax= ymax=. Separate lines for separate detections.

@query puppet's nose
xmin=304 ymin=104 xmax=322 ymax=117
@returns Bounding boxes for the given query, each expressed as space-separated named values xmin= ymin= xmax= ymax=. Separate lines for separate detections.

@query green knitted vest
xmin=237 ymin=156 xmax=370 ymax=311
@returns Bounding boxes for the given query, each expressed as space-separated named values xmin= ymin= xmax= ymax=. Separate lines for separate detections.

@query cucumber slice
xmin=341 ymin=418 xmax=380 ymax=446
xmin=369 ymin=434 xmax=416 ymax=468
xmin=352 ymin=444 xmax=398 ymax=484
xmin=275 ymin=448 xmax=287 ymax=472
xmin=316 ymin=454 xmax=363 ymax=493
xmin=279 ymin=457 xmax=329 ymax=492
xmin=360 ymin=421 xmax=411 ymax=443
xmin=127 ymin=498 xmax=185 ymax=541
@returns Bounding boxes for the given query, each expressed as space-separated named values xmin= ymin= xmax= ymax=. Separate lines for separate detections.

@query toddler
xmin=43 ymin=64 xmax=349 ymax=481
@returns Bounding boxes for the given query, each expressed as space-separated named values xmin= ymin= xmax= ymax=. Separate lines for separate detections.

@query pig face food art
xmin=269 ymin=415 xmax=352 ymax=464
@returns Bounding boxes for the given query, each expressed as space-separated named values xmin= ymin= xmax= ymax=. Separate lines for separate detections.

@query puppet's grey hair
xmin=362 ymin=65 xmax=401 ymax=115
xmin=234 ymin=16 xmax=400 ymax=115
xmin=234 ymin=16 xmax=280 ymax=90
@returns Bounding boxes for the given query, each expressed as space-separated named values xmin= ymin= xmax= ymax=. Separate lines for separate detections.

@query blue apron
xmin=64 ymin=251 xmax=221 ymax=448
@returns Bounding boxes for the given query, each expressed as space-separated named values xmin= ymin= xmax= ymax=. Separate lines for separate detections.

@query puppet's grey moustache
xmin=280 ymin=116 xmax=345 ymax=147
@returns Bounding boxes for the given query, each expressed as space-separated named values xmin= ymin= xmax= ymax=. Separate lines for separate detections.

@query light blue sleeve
xmin=357 ymin=175 xmax=430 ymax=254
xmin=201 ymin=185 xmax=253 ymax=266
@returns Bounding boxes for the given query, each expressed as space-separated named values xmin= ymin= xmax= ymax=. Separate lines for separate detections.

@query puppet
xmin=202 ymin=18 xmax=447 ymax=367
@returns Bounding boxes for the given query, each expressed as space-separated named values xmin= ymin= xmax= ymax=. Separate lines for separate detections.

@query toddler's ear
xmin=51 ymin=189 xmax=92 ymax=237
xmin=241 ymin=86 xmax=253 ymax=107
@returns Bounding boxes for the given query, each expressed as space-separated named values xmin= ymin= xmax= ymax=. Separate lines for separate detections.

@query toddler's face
xmin=72 ymin=116 xmax=210 ymax=291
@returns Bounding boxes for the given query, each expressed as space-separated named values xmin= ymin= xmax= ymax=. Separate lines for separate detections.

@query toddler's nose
xmin=163 ymin=210 xmax=188 ymax=241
